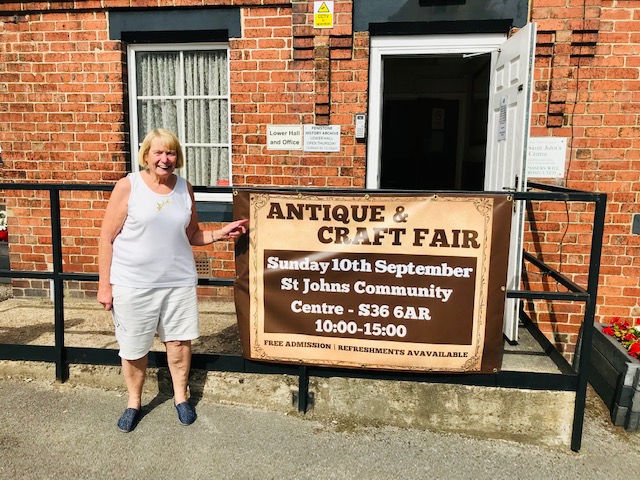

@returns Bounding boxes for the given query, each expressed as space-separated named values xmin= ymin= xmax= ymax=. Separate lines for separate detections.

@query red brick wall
xmin=527 ymin=0 xmax=640 ymax=358
xmin=0 ymin=9 xmax=125 ymax=297
xmin=0 ymin=10 xmax=126 ymax=183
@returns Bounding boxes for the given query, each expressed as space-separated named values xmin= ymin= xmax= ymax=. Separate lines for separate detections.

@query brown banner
xmin=233 ymin=191 xmax=512 ymax=373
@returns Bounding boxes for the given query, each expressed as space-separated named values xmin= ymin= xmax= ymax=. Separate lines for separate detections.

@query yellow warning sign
xmin=314 ymin=1 xmax=334 ymax=29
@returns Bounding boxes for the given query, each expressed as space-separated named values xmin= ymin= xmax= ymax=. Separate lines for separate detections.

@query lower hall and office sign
xmin=233 ymin=191 xmax=512 ymax=373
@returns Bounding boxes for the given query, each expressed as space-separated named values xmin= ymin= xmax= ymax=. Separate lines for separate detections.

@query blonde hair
xmin=138 ymin=128 xmax=185 ymax=169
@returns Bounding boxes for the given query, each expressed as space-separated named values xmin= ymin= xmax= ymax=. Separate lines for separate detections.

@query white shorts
xmin=112 ymin=285 xmax=199 ymax=360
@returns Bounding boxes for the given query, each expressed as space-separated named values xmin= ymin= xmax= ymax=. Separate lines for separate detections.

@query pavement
xmin=1 ymin=376 xmax=639 ymax=480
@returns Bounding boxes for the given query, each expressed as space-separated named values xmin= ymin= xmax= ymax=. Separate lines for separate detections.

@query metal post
xmin=570 ymin=192 xmax=607 ymax=452
xmin=50 ymin=189 xmax=68 ymax=382
xmin=298 ymin=365 xmax=309 ymax=413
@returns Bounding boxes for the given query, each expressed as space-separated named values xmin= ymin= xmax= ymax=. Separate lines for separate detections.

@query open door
xmin=485 ymin=23 xmax=537 ymax=341
xmin=366 ymin=25 xmax=536 ymax=342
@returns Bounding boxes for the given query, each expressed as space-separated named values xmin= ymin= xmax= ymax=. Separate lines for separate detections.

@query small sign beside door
xmin=303 ymin=125 xmax=341 ymax=152
xmin=526 ymin=137 xmax=567 ymax=179
xmin=267 ymin=125 xmax=303 ymax=150
xmin=267 ymin=124 xmax=341 ymax=152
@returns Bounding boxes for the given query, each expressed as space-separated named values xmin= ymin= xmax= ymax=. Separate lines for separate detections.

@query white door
xmin=485 ymin=22 xmax=537 ymax=341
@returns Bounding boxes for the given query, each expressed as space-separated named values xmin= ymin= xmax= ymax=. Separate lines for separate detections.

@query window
xmin=128 ymin=43 xmax=231 ymax=193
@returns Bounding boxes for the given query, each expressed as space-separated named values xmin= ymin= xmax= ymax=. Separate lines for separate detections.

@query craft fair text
xmin=266 ymin=202 xmax=481 ymax=248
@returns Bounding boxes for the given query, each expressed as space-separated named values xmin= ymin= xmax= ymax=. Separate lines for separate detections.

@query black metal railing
xmin=0 ymin=182 xmax=606 ymax=452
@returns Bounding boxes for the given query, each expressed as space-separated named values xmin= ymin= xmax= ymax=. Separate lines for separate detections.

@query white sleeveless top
xmin=110 ymin=172 xmax=198 ymax=288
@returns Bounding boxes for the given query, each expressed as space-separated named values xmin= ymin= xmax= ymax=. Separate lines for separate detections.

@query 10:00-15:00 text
xmin=315 ymin=319 xmax=407 ymax=338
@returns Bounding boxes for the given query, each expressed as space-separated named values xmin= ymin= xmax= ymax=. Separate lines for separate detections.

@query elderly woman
xmin=98 ymin=128 xmax=247 ymax=432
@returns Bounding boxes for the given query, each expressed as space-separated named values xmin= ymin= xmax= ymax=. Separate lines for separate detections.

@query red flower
xmin=0 ymin=230 xmax=7 ymax=242
xmin=613 ymin=318 xmax=630 ymax=330
xmin=605 ymin=317 xmax=640 ymax=358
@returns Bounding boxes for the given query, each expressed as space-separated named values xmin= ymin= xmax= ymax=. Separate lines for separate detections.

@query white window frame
xmin=127 ymin=42 xmax=232 ymax=203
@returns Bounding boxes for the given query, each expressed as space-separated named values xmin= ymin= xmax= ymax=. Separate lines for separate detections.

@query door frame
xmin=366 ymin=33 xmax=507 ymax=189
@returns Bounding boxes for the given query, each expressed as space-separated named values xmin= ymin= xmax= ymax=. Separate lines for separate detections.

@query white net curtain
xmin=136 ymin=50 xmax=230 ymax=186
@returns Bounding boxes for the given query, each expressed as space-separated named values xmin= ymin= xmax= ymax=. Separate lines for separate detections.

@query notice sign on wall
xmin=303 ymin=124 xmax=340 ymax=152
xmin=314 ymin=1 xmax=334 ymax=29
xmin=267 ymin=125 xmax=303 ymax=150
xmin=233 ymin=191 xmax=512 ymax=373
xmin=526 ymin=137 xmax=567 ymax=178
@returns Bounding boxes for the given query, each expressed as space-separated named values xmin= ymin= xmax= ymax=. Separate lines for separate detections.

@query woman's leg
xmin=122 ymin=355 xmax=148 ymax=409
xmin=117 ymin=355 xmax=147 ymax=431
xmin=165 ymin=340 xmax=192 ymax=404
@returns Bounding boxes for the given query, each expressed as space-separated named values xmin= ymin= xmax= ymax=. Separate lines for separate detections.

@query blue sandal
xmin=175 ymin=402 xmax=196 ymax=425
xmin=117 ymin=408 xmax=140 ymax=432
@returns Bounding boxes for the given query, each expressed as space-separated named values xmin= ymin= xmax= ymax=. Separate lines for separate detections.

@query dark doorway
xmin=381 ymin=97 xmax=459 ymax=190
xmin=379 ymin=55 xmax=490 ymax=191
